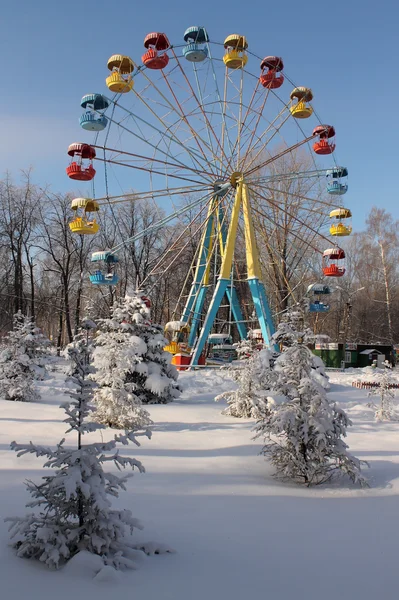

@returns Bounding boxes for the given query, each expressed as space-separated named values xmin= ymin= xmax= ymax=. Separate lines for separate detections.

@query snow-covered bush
xmin=92 ymin=293 xmax=180 ymax=428
xmin=0 ymin=312 xmax=49 ymax=401
xmin=368 ymin=361 xmax=397 ymax=421
xmin=254 ymin=315 xmax=367 ymax=487
xmin=311 ymin=354 xmax=330 ymax=390
xmin=216 ymin=349 xmax=274 ymax=418
xmin=6 ymin=330 xmax=151 ymax=571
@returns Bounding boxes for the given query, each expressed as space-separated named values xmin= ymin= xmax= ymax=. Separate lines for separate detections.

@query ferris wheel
xmin=66 ymin=27 xmax=352 ymax=366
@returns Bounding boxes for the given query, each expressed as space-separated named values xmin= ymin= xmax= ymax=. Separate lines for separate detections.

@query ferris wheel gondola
xmin=90 ymin=251 xmax=119 ymax=286
xmin=327 ymin=166 xmax=348 ymax=195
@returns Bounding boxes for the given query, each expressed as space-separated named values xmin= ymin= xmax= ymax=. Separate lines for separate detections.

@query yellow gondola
xmin=106 ymin=54 xmax=134 ymax=93
xmin=163 ymin=321 xmax=191 ymax=354
xmin=69 ymin=198 xmax=100 ymax=235
xmin=223 ymin=34 xmax=248 ymax=69
xmin=329 ymin=208 xmax=352 ymax=237
xmin=290 ymin=87 xmax=313 ymax=119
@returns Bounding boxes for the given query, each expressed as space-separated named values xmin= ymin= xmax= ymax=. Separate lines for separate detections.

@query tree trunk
xmin=379 ymin=241 xmax=394 ymax=345
xmin=74 ymin=270 xmax=84 ymax=335
xmin=57 ymin=297 xmax=64 ymax=355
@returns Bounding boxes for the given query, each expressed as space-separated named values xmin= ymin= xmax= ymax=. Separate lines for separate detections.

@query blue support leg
xmin=226 ymin=286 xmax=247 ymax=340
xmin=190 ymin=279 xmax=230 ymax=365
xmin=188 ymin=285 xmax=209 ymax=348
xmin=248 ymin=278 xmax=278 ymax=351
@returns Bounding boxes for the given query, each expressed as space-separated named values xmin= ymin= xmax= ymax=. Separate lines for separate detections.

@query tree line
xmin=0 ymin=172 xmax=397 ymax=347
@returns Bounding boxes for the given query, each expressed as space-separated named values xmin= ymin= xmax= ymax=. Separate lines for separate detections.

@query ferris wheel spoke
xmin=252 ymin=182 xmax=340 ymax=212
xmin=136 ymin=65 xmax=214 ymax=158
xmin=135 ymin=61 xmax=221 ymax=174
xmin=245 ymin=134 xmax=315 ymax=177
xmin=218 ymin=67 xmax=245 ymax=175
xmin=235 ymin=63 xmax=246 ymax=169
xmin=92 ymin=144 xmax=215 ymax=182
xmin=252 ymin=201 xmax=323 ymax=256
xmin=95 ymin=155 xmax=208 ymax=186
xmin=94 ymin=183 xmax=210 ymax=207
xmin=170 ymin=48 xmax=232 ymax=171
xmin=206 ymin=43 xmax=235 ymax=159
xmin=242 ymin=107 xmax=292 ymax=172
xmin=129 ymin=89 xmax=211 ymax=175
xmin=108 ymin=98 xmax=213 ymax=176
xmin=248 ymin=184 xmax=331 ymax=248
xmin=254 ymin=168 xmax=331 ymax=185
xmin=142 ymin=193 xmax=223 ymax=286
xmin=222 ymin=72 xmax=265 ymax=177
xmin=110 ymin=187 xmax=218 ymax=255
xmin=159 ymin=70 xmax=219 ymax=173
xmin=192 ymin=62 xmax=218 ymax=164
xmin=252 ymin=195 xmax=329 ymax=239
xmin=102 ymin=109 xmax=205 ymax=177
xmin=233 ymin=82 xmax=270 ymax=171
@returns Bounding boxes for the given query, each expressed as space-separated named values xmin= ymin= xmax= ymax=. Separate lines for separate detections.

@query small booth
xmin=206 ymin=333 xmax=237 ymax=365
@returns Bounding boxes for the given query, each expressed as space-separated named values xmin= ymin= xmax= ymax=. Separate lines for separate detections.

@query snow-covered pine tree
xmin=215 ymin=349 xmax=275 ymax=418
xmin=10 ymin=311 xmax=51 ymax=378
xmin=92 ymin=293 xmax=180 ymax=429
xmin=274 ymin=303 xmax=330 ymax=389
xmin=254 ymin=315 xmax=367 ymax=486
xmin=1 ymin=311 xmax=51 ymax=379
xmin=234 ymin=329 xmax=265 ymax=359
xmin=368 ymin=361 xmax=397 ymax=421
xmin=0 ymin=312 xmax=49 ymax=401
xmin=6 ymin=330 xmax=151 ymax=571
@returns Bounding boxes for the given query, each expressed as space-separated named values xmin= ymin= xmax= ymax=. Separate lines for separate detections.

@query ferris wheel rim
xmin=70 ymin=26 xmax=350 ymax=313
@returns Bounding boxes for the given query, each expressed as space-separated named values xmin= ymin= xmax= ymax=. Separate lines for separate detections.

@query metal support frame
xmin=190 ymin=178 xmax=276 ymax=365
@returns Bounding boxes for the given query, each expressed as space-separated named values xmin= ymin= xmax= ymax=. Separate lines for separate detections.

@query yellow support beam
xmin=242 ymin=182 xmax=262 ymax=279
xmin=219 ymin=179 xmax=243 ymax=279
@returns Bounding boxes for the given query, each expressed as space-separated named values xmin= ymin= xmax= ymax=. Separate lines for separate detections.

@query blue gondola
xmin=309 ymin=300 xmax=330 ymax=313
xmin=89 ymin=271 xmax=119 ymax=285
xmin=307 ymin=283 xmax=332 ymax=295
xmin=89 ymin=251 xmax=119 ymax=286
xmin=326 ymin=167 xmax=348 ymax=195
xmin=182 ymin=26 xmax=209 ymax=62
xmin=79 ymin=94 xmax=109 ymax=131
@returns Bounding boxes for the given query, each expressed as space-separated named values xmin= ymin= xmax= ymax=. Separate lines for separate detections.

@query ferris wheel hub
xmin=230 ymin=171 xmax=243 ymax=188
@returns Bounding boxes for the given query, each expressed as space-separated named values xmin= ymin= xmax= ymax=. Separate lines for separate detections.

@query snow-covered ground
xmin=1 ymin=365 xmax=399 ymax=599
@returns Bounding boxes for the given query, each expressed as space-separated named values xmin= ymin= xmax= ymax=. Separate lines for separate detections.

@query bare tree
xmin=0 ymin=173 xmax=41 ymax=324
xmin=249 ymin=149 xmax=334 ymax=314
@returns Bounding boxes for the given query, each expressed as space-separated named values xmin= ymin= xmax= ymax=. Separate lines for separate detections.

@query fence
xmin=351 ymin=381 xmax=399 ymax=389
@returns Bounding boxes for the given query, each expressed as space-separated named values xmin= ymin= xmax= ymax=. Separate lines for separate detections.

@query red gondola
xmin=66 ymin=143 xmax=96 ymax=181
xmin=260 ymin=56 xmax=284 ymax=89
xmin=142 ymin=32 xmax=170 ymax=69
xmin=322 ymin=247 xmax=345 ymax=277
xmin=313 ymin=125 xmax=336 ymax=155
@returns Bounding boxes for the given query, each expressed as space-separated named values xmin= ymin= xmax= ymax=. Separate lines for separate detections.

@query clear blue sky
xmin=0 ymin=0 xmax=397 ymax=230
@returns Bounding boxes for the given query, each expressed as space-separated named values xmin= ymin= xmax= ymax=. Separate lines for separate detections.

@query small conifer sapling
xmin=6 ymin=330 xmax=152 ymax=570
